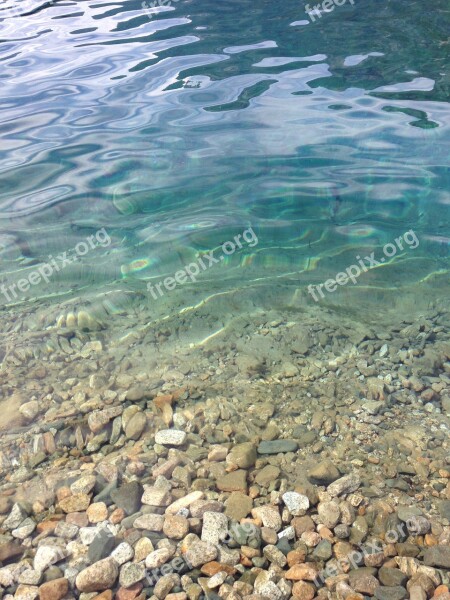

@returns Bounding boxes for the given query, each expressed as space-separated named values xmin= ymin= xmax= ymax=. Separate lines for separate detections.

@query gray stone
xmin=438 ymin=500 xmax=450 ymax=520
xmin=111 ymin=542 xmax=134 ymax=566
xmin=110 ymin=481 xmax=143 ymax=515
xmin=423 ymin=546 xmax=450 ymax=568
xmin=12 ymin=518 xmax=36 ymax=539
xmin=313 ymin=540 xmax=333 ymax=561
xmin=378 ymin=567 xmax=407 ymax=587
xmin=3 ymin=503 xmax=28 ymax=530
xmin=34 ymin=546 xmax=65 ymax=573
xmin=88 ymin=529 xmax=116 ymax=563
xmin=397 ymin=506 xmax=423 ymax=522
xmin=257 ymin=440 xmax=298 ymax=455
xmin=374 ymin=586 xmax=407 ymax=600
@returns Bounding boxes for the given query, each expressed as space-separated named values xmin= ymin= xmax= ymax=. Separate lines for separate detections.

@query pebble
xmin=282 ymin=492 xmax=309 ymax=516
xmin=154 ymin=429 xmax=187 ymax=446
xmin=111 ymin=542 xmax=134 ymax=566
xmin=75 ymin=558 xmax=119 ymax=592
xmin=185 ymin=541 xmax=218 ymax=568
xmin=327 ymin=473 xmax=361 ymax=497
xmin=257 ymin=440 xmax=298 ymax=454
xmin=201 ymin=512 xmax=228 ymax=545
xmin=38 ymin=578 xmax=69 ymax=600
xmin=118 ymin=563 xmax=146 ymax=588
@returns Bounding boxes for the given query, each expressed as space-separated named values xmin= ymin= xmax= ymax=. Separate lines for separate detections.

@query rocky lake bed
xmin=0 ymin=293 xmax=449 ymax=600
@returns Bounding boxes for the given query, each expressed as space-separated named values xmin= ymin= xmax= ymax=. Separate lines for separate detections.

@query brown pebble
xmin=38 ymin=577 xmax=69 ymax=600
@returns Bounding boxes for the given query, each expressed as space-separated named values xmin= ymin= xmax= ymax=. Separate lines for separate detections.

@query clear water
xmin=0 ymin=0 xmax=449 ymax=333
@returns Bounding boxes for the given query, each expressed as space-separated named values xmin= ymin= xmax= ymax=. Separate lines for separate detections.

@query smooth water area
xmin=0 ymin=0 xmax=449 ymax=329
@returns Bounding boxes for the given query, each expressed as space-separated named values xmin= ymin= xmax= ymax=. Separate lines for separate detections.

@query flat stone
xmin=154 ymin=429 xmax=187 ymax=446
xmin=397 ymin=506 xmax=423 ymax=522
xmin=285 ymin=563 xmax=319 ymax=581
xmin=15 ymin=585 xmax=39 ymax=600
xmin=75 ymin=558 xmax=119 ymax=592
xmin=87 ymin=503 xmax=108 ymax=524
xmin=257 ymin=440 xmax=298 ymax=455
xmin=437 ymin=500 xmax=450 ymax=520
xmin=4 ymin=503 xmax=28 ymax=529
xmin=327 ymin=473 xmax=361 ymax=497
xmin=133 ymin=513 xmax=164 ymax=531
xmin=0 ymin=541 xmax=24 ymax=562
xmin=165 ymin=491 xmax=204 ymax=515
xmin=378 ymin=567 xmax=407 ymax=588
xmin=318 ymin=500 xmax=341 ymax=528
xmin=252 ymin=505 xmax=282 ymax=531
xmin=374 ymin=586 xmax=407 ymax=600
xmin=216 ymin=470 xmax=247 ymax=493
xmin=349 ymin=569 xmax=380 ymax=595
xmin=12 ymin=517 xmax=36 ymax=539
xmin=141 ymin=486 xmax=171 ymax=507
xmin=59 ymin=494 xmax=91 ymax=513
xmin=423 ymin=546 xmax=450 ymax=568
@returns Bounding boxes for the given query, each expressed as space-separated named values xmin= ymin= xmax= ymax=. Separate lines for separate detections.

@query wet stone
xmin=75 ymin=558 xmax=119 ymax=592
xmin=225 ymin=492 xmax=253 ymax=521
xmin=374 ymin=586 xmax=408 ymax=600
xmin=257 ymin=440 xmax=298 ymax=455
xmin=255 ymin=465 xmax=280 ymax=486
xmin=282 ymin=492 xmax=309 ymax=516
xmin=111 ymin=482 xmax=143 ymax=516
xmin=88 ymin=530 xmax=116 ymax=563
xmin=216 ymin=470 xmax=247 ymax=493
xmin=154 ymin=429 xmax=187 ymax=446
xmin=378 ymin=567 xmax=408 ymax=588
xmin=308 ymin=460 xmax=340 ymax=485
xmin=423 ymin=546 xmax=450 ymax=568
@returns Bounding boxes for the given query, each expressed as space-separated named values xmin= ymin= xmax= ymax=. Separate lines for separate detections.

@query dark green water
xmin=0 ymin=0 xmax=449 ymax=322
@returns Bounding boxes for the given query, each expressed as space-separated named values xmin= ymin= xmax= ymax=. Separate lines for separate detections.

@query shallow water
xmin=1 ymin=0 xmax=449 ymax=321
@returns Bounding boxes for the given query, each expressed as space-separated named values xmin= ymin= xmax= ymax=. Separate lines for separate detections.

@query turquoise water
xmin=0 ymin=0 xmax=449 ymax=324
